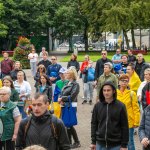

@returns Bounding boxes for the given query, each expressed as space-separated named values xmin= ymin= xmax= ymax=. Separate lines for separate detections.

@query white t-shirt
xmin=28 ymin=53 xmax=38 ymax=62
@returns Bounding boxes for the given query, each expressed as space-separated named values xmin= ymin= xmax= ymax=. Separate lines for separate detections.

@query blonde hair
xmin=68 ymin=67 xmax=78 ymax=80
xmin=23 ymin=145 xmax=46 ymax=150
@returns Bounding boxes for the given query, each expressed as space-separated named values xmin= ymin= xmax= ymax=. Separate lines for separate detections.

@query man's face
xmin=137 ymin=54 xmax=143 ymax=61
xmin=15 ymin=62 xmax=21 ymax=69
xmin=116 ymin=49 xmax=121 ymax=54
xmin=42 ymin=48 xmax=46 ymax=52
xmin=32 ymin=96 xmax=49 ymax=117
xmin=43 ymin=55 xmax=47 ymax=60
xmin=144 ymin=72 xmax=150 ymax=81
xmin=51 ymin=57 xmax=57 ymax=64
xmin=122 ymin=56 xmax=127 ymax=63
xmin=101 ymin=51 xmax=107 ymax=59
xmin=3 ymin=53 xmax=8 ymax=59
xmin=128 ymin=50 xmax=132 ymax=55
xmin=103 ymin=85 xmax=114 ymax=100
xmin=0 ymin=90 xmax=10 ymax=103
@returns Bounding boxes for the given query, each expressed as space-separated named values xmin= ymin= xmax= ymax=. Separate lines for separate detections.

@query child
xmin=82 ymin=61 xmax=95 ymax=105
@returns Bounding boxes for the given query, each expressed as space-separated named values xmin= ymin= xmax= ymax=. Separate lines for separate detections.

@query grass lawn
xmin=60 ymin=51 xmax=150 ymax=62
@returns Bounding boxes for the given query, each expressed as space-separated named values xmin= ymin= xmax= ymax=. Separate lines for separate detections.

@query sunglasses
xmin=51 ymin=59 xmax=56 ymax=60
xmin=101 ymin=53 xmax=106 ymax=55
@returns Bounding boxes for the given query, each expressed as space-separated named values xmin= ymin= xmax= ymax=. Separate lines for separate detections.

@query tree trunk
xmin=84 ymin=24 xmax=88 ymax=52
xmin=131 ymin=28 xmax=136 ymax=49
xmin=123 ymin=29 xmax=130 ymax=49
xmin=69 ymin=36 xmax=73 ymax=52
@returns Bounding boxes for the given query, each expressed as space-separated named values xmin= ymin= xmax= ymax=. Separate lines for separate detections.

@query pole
xmin=140 ymin=28 xmax=142 ymax=50
xmin=105 ymin=32 xmax=106 ymax=50
xmin=149 ymin=28 xmax=150 ymax=49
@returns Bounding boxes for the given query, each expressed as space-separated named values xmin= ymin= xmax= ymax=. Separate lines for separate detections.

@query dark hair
xmin=39 ymin=74 xmax=51 ymax=86
xmin=71 ymin=53 xmax=77 ymax=61
xmin=121 ymin=54 xmax=128 ymax=59
xmin=99 ymin=82 xmax=117 ymax=102
xmin=127 ymin=63 xmax=135 ymax=70
xmin=2 ymin=76 xmax=14 ymax=89
xmin=33 ymin=93 xmax=49 ymax=104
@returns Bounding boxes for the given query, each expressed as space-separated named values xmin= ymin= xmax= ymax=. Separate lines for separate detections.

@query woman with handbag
xmin=117 ymin=74 xmax=140 ymax=150
xmin=58 ymin=67 xmax=81 ymax=149
xmin=36 ymin=74 xmax=52 ymax=103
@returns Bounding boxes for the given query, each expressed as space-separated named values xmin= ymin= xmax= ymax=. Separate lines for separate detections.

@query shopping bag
xmin=50 ymin=102 xmax=61 ymax=118
xmin=62 ymin=97 xmax=77 ymax=127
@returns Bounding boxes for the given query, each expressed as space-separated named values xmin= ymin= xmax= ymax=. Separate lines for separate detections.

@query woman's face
xmin=144 ymin=72 xmax=150 ymax=81
xmin=104 ymin=65 xmax=111 ymax=74
xmin=3 ymin=79 xmax=11 ymax=87
xmin=119 ymin=78 xmax=129 ymax=88
xmin=17 ymin=73 xmax=24 ymax=81
xmin=40 ymin=76 xmax=47 ymax=84
xmin=71 ymin=55 xmax=75 ymax=60
xmin=126 ymin=66 xmax=133 ymax=75
xmin=39 ymin=67 xmax=44 ymax=72
xmin=15 ymin=62 xmax=21 ymax=69
xmin=122 ymin=56 xmax=128 ymax=63
xmin=65 ymin=71 xmax=72 ymax=80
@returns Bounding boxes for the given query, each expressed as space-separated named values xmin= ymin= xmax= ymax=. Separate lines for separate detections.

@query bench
xmin=2 ymin=51 xmax=14 ymax=56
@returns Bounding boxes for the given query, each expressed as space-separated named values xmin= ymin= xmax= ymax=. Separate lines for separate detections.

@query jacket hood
xmin=99 ymin=81 xmax=117 ymax=102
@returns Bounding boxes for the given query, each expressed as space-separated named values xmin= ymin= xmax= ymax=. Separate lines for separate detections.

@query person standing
xmin=10 ymin=61 xmax=27 ymax=81
xmin=117 ymin=74 xmax=140 ymax=150
xmin=47 ymin=56 xmax=62 ymax=94
xmin=97 ymin=62 xmax=118 ymax=100
xmin=0 ymin=86 xmax=21 ymax=150
xmin=139 ymin=105 xmax=150 ymax=150
xmin=91 ymin=82 xmax=129 ymax=150
xmin=39 ymin=47 xmax=48 ymax=61
xmin=67 ymin=54 xmax=80 ymax=73
xmin=127 ymin=50 xmax=136 ymax=64
xmin=58 ymin=67 xmax=81 ymax=149
xmin=1 ymin=52 xmax=14 ymax=78
xmin=95 ymin=50 xmax=112 ymax=80
xmin=13 ymin=71 xmax=31 ymax=119
xmin=82 ymin=61 xmax=95 ymax=105
xmin=28 ymin=49 xmax=38 ymax=77
xmin=37 ymin=53 xmax=51 ymax=70
xmin=135 ymin=53 xmax=150 ymax=81
xmin=16 ymin=93 xmax=70 ymax=150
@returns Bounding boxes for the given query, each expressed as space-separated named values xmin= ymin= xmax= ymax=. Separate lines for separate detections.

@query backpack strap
xmin=24 ymin=116 xmax=32 ymax=140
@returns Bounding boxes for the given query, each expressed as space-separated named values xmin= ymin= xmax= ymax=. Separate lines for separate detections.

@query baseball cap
xmin=59 ymin=67 xmax=67 ymax=74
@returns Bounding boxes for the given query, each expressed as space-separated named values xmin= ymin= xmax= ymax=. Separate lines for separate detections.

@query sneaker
xmin=82 ymin=100 xmax=87 ymax=104
xmin=71 ymin=142 xmax=81 ymax=149
xmin=89 ymin=100 xmax=92 ymax=105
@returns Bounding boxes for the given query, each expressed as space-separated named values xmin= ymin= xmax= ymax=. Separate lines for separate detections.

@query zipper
xmin=105 ymin=104 xmax=109 ymax=148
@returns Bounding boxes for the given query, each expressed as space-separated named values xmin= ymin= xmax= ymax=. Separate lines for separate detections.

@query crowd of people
xmin=0 ymin=47 xmax=150 ymax=150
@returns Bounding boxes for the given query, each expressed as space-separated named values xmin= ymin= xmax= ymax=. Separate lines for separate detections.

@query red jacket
xmin=80 ymin=61 xmax=89 ymax=73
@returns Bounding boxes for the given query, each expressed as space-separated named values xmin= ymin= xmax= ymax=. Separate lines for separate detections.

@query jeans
xmin=128 ymin=128 xmax=135 ymax=150
xmin=84 ymin=81 xmax=94 ymax=101
xmin=18 ymin=106 xmax=27 ymax=119
xmin=96 ymin=143 xmax=120 ymax=150
xmin=30 ymin=62 xmax=37 ymax=76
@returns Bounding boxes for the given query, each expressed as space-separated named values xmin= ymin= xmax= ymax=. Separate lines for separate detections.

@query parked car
xmin=59 ymin=42 xmax=69 ymax=47
xmin=74 ymin=41 xmax=85 ymax=48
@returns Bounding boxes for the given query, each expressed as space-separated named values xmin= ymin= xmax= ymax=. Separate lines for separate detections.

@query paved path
xmin=24 ymin=60 xmax=142 ymax=150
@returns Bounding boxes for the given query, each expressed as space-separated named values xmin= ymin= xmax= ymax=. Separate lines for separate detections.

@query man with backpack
xmin=16 ymin=93 xmax=70 ymax=150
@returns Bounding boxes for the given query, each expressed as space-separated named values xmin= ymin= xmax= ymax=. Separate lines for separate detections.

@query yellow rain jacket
xmin=0 ymin=80 xmax=2 ymax=88
xmin=117 ymin=89 xmax=140 ymax=128
xmin=128 ymin=71 xmax=141 ymax=93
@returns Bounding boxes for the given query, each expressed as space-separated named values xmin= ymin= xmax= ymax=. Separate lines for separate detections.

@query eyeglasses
xmin=51 ymin=59 xmax=56 ymax=60
xmin=101 ymin=53 xmax=106 ymax=55
xmin=120 ymin=79 xmax=129 ymax=83
xmin=0 ymin=93 xmax=7 ymax=96
xmin=39 ymin=68 xmax=43 ymax=69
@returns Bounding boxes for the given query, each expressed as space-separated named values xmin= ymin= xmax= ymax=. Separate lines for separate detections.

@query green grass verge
xmin=60 ymin=51 xmax=150 ymax=62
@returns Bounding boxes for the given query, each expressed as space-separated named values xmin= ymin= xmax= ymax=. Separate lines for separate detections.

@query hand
xmin=12 ymin=134 xmax=17 ymax=141
xmin=133 ymin=125 xmax=138 ymax=128
xmin=58 ymin=98 xmax=62 ymax=103
xmin=120 ymin=148 xmax=127 ymax=150
xmin=50 ymin=77 xmax=56 ymax=81
xmin=90 ymin=144 xmax=96 ymax=150
xmin=141 ymin=138 xmax=150 ymax=147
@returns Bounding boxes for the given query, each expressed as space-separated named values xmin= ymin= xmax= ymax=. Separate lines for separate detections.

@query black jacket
xmin=36 ymin=84 xmax=52 ymax=103
xmin=16 ymin=111 xmax=70 ymax=150
xmin=139 ymin=105 xmax=150 ymax=144
xmin=95 ymin=58 xmax=112 ymax=80
xmin=91 ymin=100 xmax=129 ymax=148
xmin=37 ymin=59 xmax=52 ymax=70
xmin=10 ymin=69 xmax=27 ymax=81
xmin=128 ymin=55 xmax=136 ymax=63
xmin=67 ymin=60 xmax=80 ymax=72
xmin=135 ymin=60 xmax=150 ymax=81
xmin=61 ymin=80 xmax=79 ymax=103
